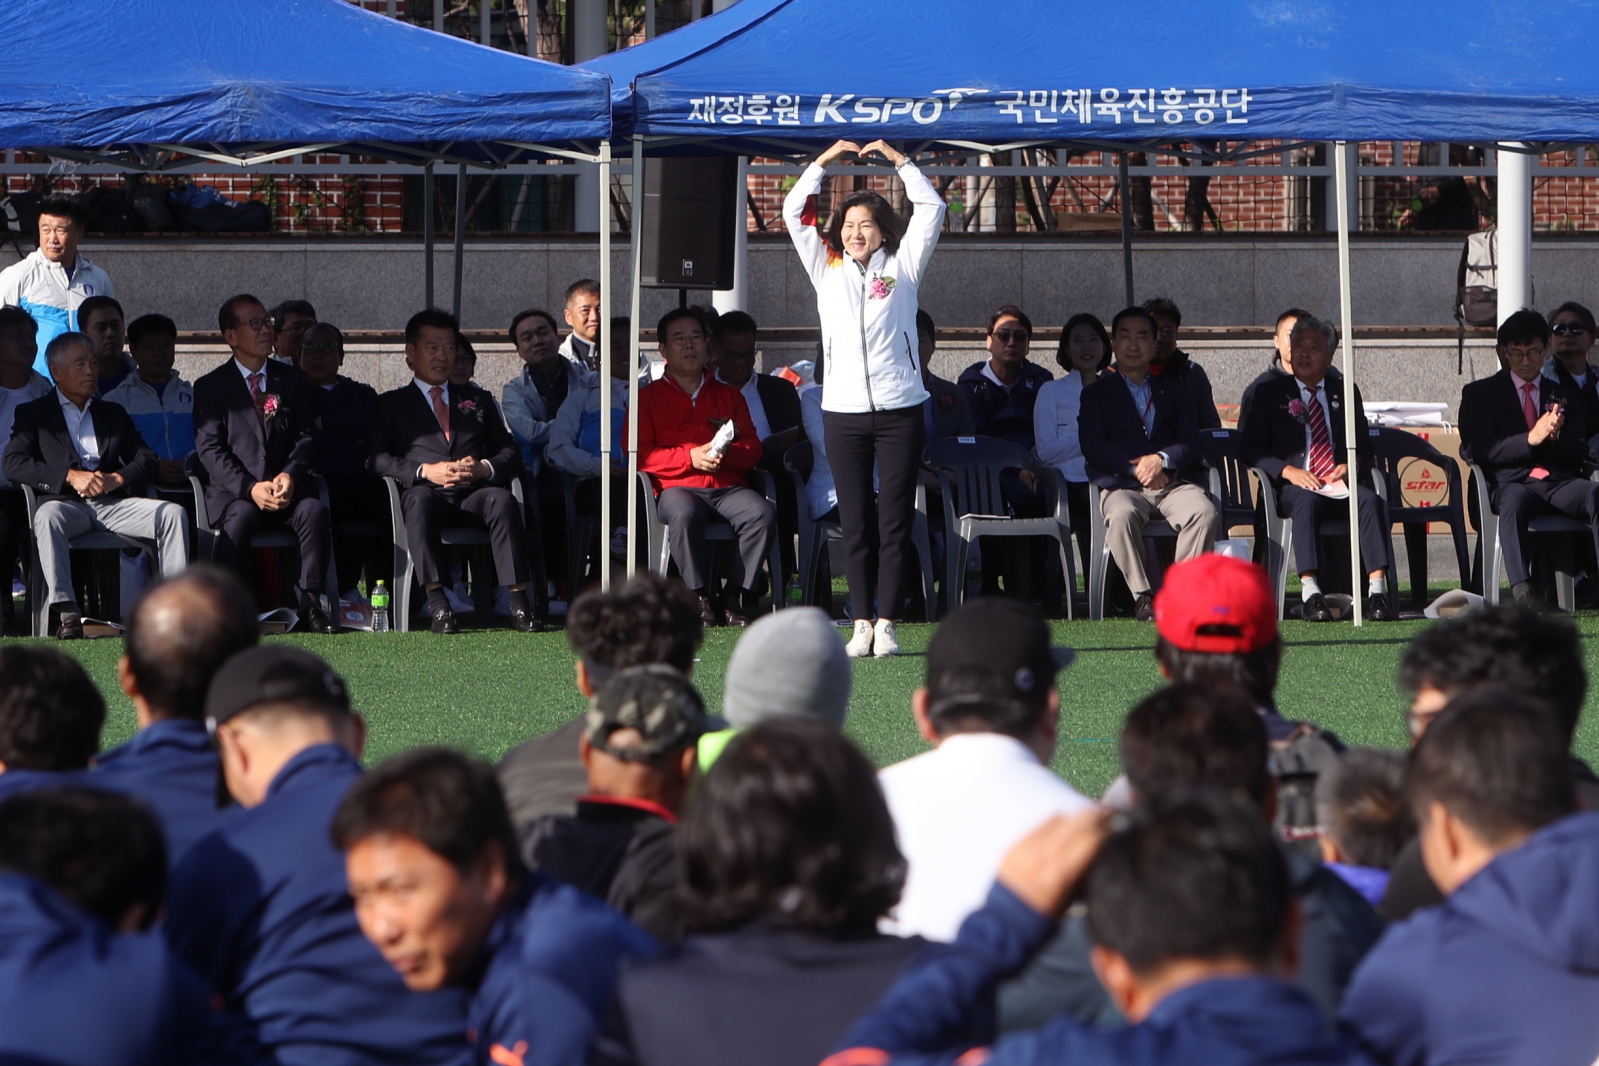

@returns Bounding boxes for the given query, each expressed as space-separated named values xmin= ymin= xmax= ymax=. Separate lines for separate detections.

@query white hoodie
xmin=783 ymin=159 xmax=944 ymax=414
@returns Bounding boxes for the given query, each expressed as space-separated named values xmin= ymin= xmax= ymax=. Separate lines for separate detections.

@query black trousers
xmin=401 ymin=483 xmax=530 ymax=587
xmin=0 ymin=489 xmax=24 ymax=623
xmin=534 ymin=465 xmax=566 ymax=594
xmin=823 ymin=405 xmax=924 ymax=621
xmin=657 ymin=485 xmax=775 ymax=593
xmin=325 ymin=473 xmax=391 ymax=595
xmin=1496 ymin=476 xmax=1599 ymax=586
xmin=1278 ymin=483 xmax=1389 ymax=578
xmin=214 ymin=495 xmax=330 ymax=594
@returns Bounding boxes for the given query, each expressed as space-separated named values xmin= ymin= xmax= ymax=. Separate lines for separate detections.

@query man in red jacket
xmin=632 ymin=307 xmax=774 ymax=627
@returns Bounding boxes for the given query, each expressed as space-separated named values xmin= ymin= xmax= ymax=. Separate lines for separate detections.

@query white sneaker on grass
xmin=873 ymin=618 xmax=899 ymax=657
xmin=845 ymin=618 xmax=875 ymax=657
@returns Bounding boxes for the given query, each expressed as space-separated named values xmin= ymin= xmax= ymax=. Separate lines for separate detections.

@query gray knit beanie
xmin=722 ymin=607 xmax=851 ymax=730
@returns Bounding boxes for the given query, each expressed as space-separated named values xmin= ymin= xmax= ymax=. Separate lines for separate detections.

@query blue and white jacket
xmin=0 ymin=249 xmax=115 ymax=376
xmin=104 ymin=372 xmax=195 ymax=462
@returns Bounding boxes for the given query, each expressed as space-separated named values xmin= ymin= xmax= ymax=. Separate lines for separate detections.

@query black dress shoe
xmin=721 ymin=606 xmax=752 ymax=628
xmin=1133 ymin=591 xmax=1155 ymax=622
xmin=55 ymin=612 xmax=83 ymax=641
xmin=1302 ymin=592 xmax=1334 ymax=622
xmin=304 ymin=604 xmax=340 ymax=634
xmin=696 ymin=594 xmax=720 ymax=628
xmin=1367 ymin=592 xmax=1396 ymax=622
xmin=509 ymin=605 xmax=544 ymax=633
xmin=429 ymin=605 xmax=460 ymax=635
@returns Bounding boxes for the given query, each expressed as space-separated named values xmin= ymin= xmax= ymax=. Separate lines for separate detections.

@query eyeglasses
xmin=239 ymin=317 xmax=272 ymax=332
xmin=718 ymin=348 xmax=757 ymax=361
xmin=991 ymin=330 xmax=1030 ymax=343
xmin=301 ymin=343 xmax=340 ymax=355
xmin=1503 ymin=345 xmax=1545 ymax=362
xmin=1552 ymin=323 xmax=1589 ymax=337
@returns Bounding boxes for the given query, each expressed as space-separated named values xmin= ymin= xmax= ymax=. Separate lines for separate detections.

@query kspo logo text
xmin=813 ymin=94 xmax=946 ymax=125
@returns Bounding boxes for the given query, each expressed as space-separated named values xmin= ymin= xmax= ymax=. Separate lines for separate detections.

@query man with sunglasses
xmin=193 ymin=294 xmax=339 ymax=632
xmin=1459 ymin=308 xmax=1598 ymax=608
xmin=1544 ymin=301 xmax=1599 ymax=439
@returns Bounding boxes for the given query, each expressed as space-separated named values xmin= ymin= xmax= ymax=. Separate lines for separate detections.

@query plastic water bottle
xmin=785 ymin=577 xmax=803 ymax=607
xmin=370 ymin=581 xmax=389 ymax=633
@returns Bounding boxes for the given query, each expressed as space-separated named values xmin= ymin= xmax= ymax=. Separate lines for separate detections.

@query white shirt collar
xmin=56 ymin=388 xmax=90 ymax=414
xmin=980 ymin=362 xmax=1015 ymax=391
xmin=413 ymin=378 xmax=448 ymax=405
xmin=234 ymin=358 xmax=269 ymax=384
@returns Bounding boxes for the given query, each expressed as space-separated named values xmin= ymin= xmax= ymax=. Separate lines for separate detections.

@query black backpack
xmin=1269 ymin=721 xmax=1345 ymax=860
xmin=81 ymin=184 xmax=144 ymax=234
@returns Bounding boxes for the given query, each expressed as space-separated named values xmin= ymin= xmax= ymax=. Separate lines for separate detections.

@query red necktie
xmin=248 ymin=373 xmax=265 ymax=423
xmin=430 ymin=385 xmax=452 ymax=443
xmin=1524 ymin=381 xmax=1550 ymax=480
xmin=1304 ymin=385 xmax=1337 ymax=479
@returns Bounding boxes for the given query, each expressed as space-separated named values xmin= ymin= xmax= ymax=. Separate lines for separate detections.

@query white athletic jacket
xmin=0 ymin=250 xmax=115 ymax=376
xmin=783 ymin=160 xmax=944 ymax=414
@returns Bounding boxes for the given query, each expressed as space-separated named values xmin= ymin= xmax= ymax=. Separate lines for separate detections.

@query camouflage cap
xmin=584 ymin=665 xmax=708 ymax=762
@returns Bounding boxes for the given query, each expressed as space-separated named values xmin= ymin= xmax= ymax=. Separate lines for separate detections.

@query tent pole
xmin=599 ymin=141 xmax=613 ymax=591
xmin=1335 ymin=140 xmax=1363 ymax=628
xmin=627 ymin=137 xmax=645 ymax=579
xmin=1118 ymin=152 xmax=1134 ymax=307
xmin=452 ymin=163 xmax=466 ymax=320
xmin=481 ymin=0 xmax=492 ymax=45
xmin=713 ymin=156 xmax=749 ymax=313
xmin=424 ymin=161 xmax=435 ymax=309
xmin=645 ymin=0 xmax=656 ymax=38
xmin=433 ymin=0 xmax=443 ymax=32
xmin=1496 ymin=144 xmax=1532 ymax=324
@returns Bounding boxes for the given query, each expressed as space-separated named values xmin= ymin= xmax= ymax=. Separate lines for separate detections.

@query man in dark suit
xmin=710 ymin=310 xmax=803 ymax=586
xmin=300 ymin=322 xmax=387 ymax=596
xmin=1079 ymin=307 xmax=1220 ymax=621
xmin=1458 ymin=308 xmax=1599 ymax=606
xmin=369 ymin=309 xmax=540 ymax=635
xmin=2 ymin=332 xmax=188 ymax=639
xmin=1241 ymin=313 xmax=1395 ymax=622
xmin=193 ymin=293 xmax=338 ymax=633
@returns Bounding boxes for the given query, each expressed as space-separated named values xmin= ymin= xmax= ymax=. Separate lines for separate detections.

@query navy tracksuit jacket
xmin=91 ymin=718 xmax=238 ymax=867
xmin=163 ymin=744 xmax=472 ymax=1066
xmin=1341 ymin=811 xmax=1599 ymax=1066
xmin=831 ymin=883 xmax=1374 ymax=1066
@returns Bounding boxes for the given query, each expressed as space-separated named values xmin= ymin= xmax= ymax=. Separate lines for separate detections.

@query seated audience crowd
xmin=9 ymin=198 xmax=1599 ymax=630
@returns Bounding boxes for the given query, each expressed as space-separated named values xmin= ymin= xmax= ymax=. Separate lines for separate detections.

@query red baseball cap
xmin=1153 ymin=554 xmax=1278 ymax=655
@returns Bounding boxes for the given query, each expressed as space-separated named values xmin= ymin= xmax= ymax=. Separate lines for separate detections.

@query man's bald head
xmin=124 ymin=566 xmax=260 ymax=723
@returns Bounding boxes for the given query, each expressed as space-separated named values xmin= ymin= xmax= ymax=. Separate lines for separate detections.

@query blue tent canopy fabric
xmin=0 ymin=0 xmax=612 ymax=160
xmin=587 ymin=0 xmax=1599 ymax=148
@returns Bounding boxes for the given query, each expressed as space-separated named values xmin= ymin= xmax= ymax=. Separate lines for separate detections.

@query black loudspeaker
xmin=640 ymin=156 xmax=739 ymax=290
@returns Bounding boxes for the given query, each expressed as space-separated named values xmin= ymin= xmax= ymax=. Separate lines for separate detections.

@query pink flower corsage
xmin=937 ymin=393 xmax=956 ymax=411
xmin=1286 ymin=398 xmax=1308 ymax=424
xmin=867 ymin=275 xmax=896 ymax=300
xmin=457 ymin=398 xmax=483 ymax=421
xmin=259 ymin=393 xmax=281 ymax=420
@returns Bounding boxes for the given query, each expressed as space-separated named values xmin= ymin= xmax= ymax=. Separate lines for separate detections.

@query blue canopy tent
xmin=0 ymin=0 xmax=616 ymax=346
xmin=0 ymin=0 xmax=611 ymax=164
xmin=589 ymin=0 xmax=1598 ymax=619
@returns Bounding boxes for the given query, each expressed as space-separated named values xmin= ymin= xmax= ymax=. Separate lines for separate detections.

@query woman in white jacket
xmin=784 ymin=139 xmax=944 ymax=657
xmin=1033 ymin=312 xmax=1112 ymax=572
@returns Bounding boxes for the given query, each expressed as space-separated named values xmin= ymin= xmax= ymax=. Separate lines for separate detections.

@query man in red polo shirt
xmin=633 ymin=307 xmax=774 ymax=627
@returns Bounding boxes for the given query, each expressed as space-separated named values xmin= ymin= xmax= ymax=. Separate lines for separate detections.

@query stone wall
xmin=30 ymin=232 xmax=1599 ymax=337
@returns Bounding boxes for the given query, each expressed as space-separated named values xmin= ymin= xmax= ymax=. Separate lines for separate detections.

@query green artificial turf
xmin=53 ymin=613 xmax=1599 ymax=800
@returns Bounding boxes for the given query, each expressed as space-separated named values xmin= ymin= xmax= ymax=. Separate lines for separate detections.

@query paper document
xmin=1314 ymin=479 xmax=1350 ymax=500
xmin=706 ymin=419 xmax=737 ymax=459
xmin=258 ymin=608 xmax=299 ymax=634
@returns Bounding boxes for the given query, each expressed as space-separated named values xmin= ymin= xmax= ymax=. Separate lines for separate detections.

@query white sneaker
xmin=845 ymin=619 xmax=875 ymax=657
xmin=873 ymin=618 xmax=899 ymax=657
